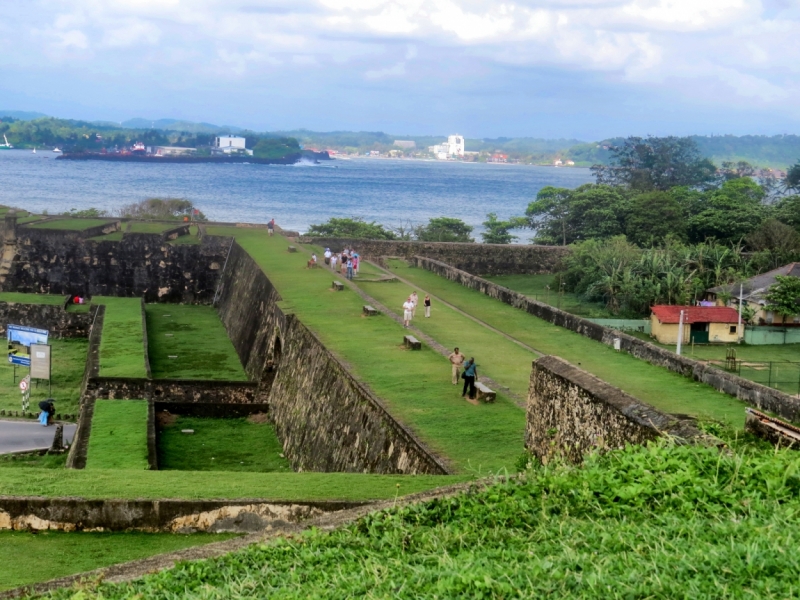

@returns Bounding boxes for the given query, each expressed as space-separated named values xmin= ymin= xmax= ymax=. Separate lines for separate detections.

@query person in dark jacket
xmin=38 ymin=399 xmax=55 ymax=426
xmin=461 ymin=358 xmax=477 ymax=400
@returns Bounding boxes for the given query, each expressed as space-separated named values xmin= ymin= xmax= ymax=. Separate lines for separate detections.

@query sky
xmin=1 ymin=0 xmax=799 ymax=140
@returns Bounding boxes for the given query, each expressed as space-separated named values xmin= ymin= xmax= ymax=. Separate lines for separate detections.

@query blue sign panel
xmin=7 ymin=324 xmax=49 ymax=368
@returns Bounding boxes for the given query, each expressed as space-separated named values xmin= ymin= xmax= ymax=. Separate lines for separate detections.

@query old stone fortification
xmin=414 ymin=256 xmax=800 ymax=423
xmin=300 ymin=237 xmax=569 ymax=275
xmin=527 ymin=356 xmax=707 ymax=463
xmin=0 ymin=497 xmax=362 ymax=533
xmin=0 ymin=301 xmax=94 ymax=338
xmin=1 ymin=224 xmax=232 ymax=302
xmin=214 ymin=241 xmax=451 ymax=475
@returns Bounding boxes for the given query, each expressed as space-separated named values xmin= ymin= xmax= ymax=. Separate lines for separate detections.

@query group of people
xmin=323 ymin=247 xmax=359 ymax=280
xmin=448 ymin=347 xmax=478 ymax=400
xmin=402 ymin=291 xmax=431 ymax=327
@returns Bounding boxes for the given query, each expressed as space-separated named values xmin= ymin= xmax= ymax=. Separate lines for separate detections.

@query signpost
xmin=20 ymin=374 xmax=30 ymax=412
xmin=7 ymin=324 xmax=49 ymax=367
xmin=30 ymin=343 xmax=52 ymax=395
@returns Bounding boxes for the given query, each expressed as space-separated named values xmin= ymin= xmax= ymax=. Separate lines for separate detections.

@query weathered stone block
xmin=474 ymin=382 xmax=496 ymax=403
xmin=363 ymin=305 xmax=378 ymax=316
xmin=404 ymin=335 xmax=421 ymax=350
xmin=332 ymin=281 xmax=344 ymax=291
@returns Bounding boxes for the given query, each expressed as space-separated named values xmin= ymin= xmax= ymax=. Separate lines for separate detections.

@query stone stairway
xmin=0 ymin=238 xmax=16 ymax=286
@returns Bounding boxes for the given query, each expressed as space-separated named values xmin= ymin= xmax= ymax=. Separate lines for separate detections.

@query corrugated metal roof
xmin=651 ymin=305 xmax=740 ymax=324
xmin=707 ymin=263 xmax=800 ymax=302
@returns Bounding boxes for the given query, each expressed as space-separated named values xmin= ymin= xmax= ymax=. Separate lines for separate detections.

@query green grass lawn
xmin=0 ymin=338 xmax=87 ymax=415
xmin=157 ymin=416 xmax=291 ymax=472
xmin=389 ymin=261 xmax=748 ymax=428
xmin=0 ymin=469 xmax=468 ymax=500
xmin=145 ymin=305 xmax=246 ymax=380
xmin=28 ymin=218 xmax=113 ymax=230
xmin=127 ymin=222 xmax=174 ymax=234
xmin=0 ymin=292 xmax=65 ymax=305
xmin=86 ymin=400 xmax=149 ymax=470
xmin=484 ymin=273 xmax=616 ymax=318
xmin=207 ymin=227 xmax=525 ymax=474
xmin=94 ymin=296 xmax=147 ymax=378
xmin=0 ymin=452 xmax=67 ymax=469
xmin=0 ymin=530 xmax=237 ymax=592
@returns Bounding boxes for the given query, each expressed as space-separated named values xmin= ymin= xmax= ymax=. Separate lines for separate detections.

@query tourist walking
xmin=346 ymin=257 xmax=354 ymax=280
xmin=410 ymin=291 xmax=418 ymax=317
xmin=402 ymin=297 xmax=414 ymax=328
xmin=352 ymin=253 xmax=359 ymax=276
xmin=268 ymin=218 xmax=275 ymax=236
xmin=448 ymin=347 xmax=465 ymax=385
xmin=340 ymin=255 xmax=348 ymax=276
xmin=330 ymin=254 xmax=338 ymax=271
xmin=324 ymin=248 xmax=332 ymax=265
xmin=424 ymin=294 xmax=431 ymax=318
xmin=461 ymin=358 xmax=477 ymax=400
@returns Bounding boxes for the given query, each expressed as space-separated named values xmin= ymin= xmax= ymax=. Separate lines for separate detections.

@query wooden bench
xmin=332 ymin=281 xmax=344 ymax=291
xmin=474 ymin=381 xmax=496 ymax=403
xmin=288 ymin=246 xmax=297 ymax=253
xmin=363 ymin=305 xmax=378 ymax=316
xmin=403 ymin=335 xmax=421 ymax=350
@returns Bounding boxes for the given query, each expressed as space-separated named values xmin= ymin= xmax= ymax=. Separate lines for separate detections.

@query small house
xmin=706 ymin=263 xmax=800 ymax=325
xmin=650 ymin=305 xmax=741 ymax=345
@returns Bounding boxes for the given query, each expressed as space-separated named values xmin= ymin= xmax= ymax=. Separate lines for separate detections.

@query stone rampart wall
xmin=84 ymin=378 xmax=260 ymax=404
xmin=3 ymin=228 xmax=232 ymax=303
xmin=300 ymin=237 xmax=569 ymax=275
xmin=414 ymin=255 xmax=800 ymax=423
xmin=526 ymin=356 xmax=706 ymax=463
xmin=0 ymin=497 xmax=359 ymax=533
xmin=214 ymin=241 xmax=451 ymax=474
xmin=0 ymin=301 xmax=93 ymax=338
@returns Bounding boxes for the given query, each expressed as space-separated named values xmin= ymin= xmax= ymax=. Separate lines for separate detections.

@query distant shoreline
xmin=56 ymin=151 xmax=331 ymax=165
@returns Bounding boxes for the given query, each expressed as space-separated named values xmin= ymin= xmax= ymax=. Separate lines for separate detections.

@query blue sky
xmin=1 ymin=0 xmax=799 ymax=139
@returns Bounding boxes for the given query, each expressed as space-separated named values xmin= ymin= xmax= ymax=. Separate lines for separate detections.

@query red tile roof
xmin=651 ymin=305 xmax=740 ymax=324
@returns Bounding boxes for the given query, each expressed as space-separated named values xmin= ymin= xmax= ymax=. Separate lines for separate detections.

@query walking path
xmin=0 ymin=420 xmax=76 ymax=454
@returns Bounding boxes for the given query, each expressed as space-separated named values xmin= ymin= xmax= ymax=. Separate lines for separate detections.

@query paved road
xmin=0 ymin=419 xmax=76 ymax=454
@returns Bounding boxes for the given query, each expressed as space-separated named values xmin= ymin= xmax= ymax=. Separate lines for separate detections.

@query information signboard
xmin=7 ymin=325 xmax=48 ymax=367
xmin=30 ymin=343 xmax=51 ymax=380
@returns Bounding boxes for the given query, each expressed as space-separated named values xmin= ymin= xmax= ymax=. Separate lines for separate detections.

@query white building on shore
xmin=214 ymin=135 xmax=253 ymax=155
xmin=429 ymin=134 xmax=465 ymax=159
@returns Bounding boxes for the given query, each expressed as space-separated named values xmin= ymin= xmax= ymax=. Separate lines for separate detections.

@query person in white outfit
xmin=402 ymin=297 xmax=414 ymax=328
xmin=410 ymin=291 xmax=418 ymax=317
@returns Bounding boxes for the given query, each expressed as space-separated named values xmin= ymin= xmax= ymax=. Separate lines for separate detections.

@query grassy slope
xmin=0 ymin=292 xmax=64 ymax=305
xmin=0 ymin=531 xmax=237 ymax=593
xmin=208 ymin=227 xmax=525 ymax=474
xmin=0 ymin=338 xmax=87 ymax=415
xmin=28 ymin=218 xmax=112 ymax=230
xmin=33 ymin=439 xmax=800 ymax=599
xmin=128 ymin=222 xmax=173 ymax=234
xmin=157 ymin=416 xmax=291 ymax=472
xmin=0 ymin=469 xmax=467 ymax=500
xmin=85 ymin=400 xmax=149 ymax=470
xmin=389 ymin=261 xmax=748 ymax=427
xmin=485 ymin=273 xmax=616 ymax=318
xmin=146 ymin=305 xmax=247 ymax=380
xmin=94 ymin=297 xmax=147 ymax=378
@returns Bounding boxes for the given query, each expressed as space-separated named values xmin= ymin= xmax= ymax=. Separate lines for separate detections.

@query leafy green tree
xmin=252 ymin=137 xmax=301 ymax=159
xmin=746 ymin=219 xmax=800 ymax=254
xmin=625 ymin=191 xmax=686 ymax=246
xmin=786 ymin=161 xmax=800 ymax=192
xmin=592 ymin=136 xmax=717 ymax=191
xmin=414 ymin=217 xmax=474 ymax=242
xmin=481 ymin=213 xmax=526 ymax=244
xmin=687 ymin=178 xmax=767 ymax=244
xmin=765 ymin=275 xmax=800 ymax=318
xmin=525 ymin=187 xmax=572 ymax=245
xmin=63 ymin=208 xmax=108 ymax=218
xmin=306 ymin=217 xmax=396 ymax=240
xmin=774 ymin=195 xmax=800 ymax=231
xmin=116 ymin=198 xmax=206 ymax=221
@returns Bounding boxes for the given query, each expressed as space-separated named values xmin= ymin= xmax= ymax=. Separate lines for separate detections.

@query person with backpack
xmin=461 ymin=358 xmax=477 ymax=400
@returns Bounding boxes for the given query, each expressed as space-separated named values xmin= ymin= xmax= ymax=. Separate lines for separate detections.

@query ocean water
xmin=0 ymin=150 xmax=593 ymax=240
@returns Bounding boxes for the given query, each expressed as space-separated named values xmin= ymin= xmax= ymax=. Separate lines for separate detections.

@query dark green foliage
xmin=785 ymin=161 xmax=800 ymax=191
xmin=625 ymin=190 xmax=686 ymax=245
xmin=157 ymin=416 xmax=291 ymax=472
xmin=481 ymin=213 xmax=526 ymax=244
xmin=251 ymin=137 xmax=300 ymax=159
xmin=116 ymin=198 xmax=206 ymax=221
xmin=592 ymin=136 xmax=717 ymax=191
xmin=764 ymin=275 xmax=800 ymax=318
xmin=687 ymin=178 xmax=766 ymax=244
xmin=414 ymin=217 xmax=474 ymax=242
xmin=306 ymin=217 xmax=397 ymax=240
xmin=62 ymin=207 xmax=108 ymax=218
xmin=38 ymin=440 xmax=800 ymax=599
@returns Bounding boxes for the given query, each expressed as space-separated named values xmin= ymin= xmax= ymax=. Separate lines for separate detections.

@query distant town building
xmin=214 ymin=135 xmax=252 ymax=156
xmin=428 ymin=134 xmax=465 ymax=159
xmin=155 ymin=146 xmax=196 ymax=157
xmin=393 ymin=140 xmax=416 ymax=149
xmin=488 ymin=153 xmax=508 ymax=163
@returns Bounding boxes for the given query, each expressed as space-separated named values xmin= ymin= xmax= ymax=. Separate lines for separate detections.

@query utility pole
xmin=738 ymin=283 xmax=743 ymax=342
xmin=677 ymin=309 xmax=685 ymax=356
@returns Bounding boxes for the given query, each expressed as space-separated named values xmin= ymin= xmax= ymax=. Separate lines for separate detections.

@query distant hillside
xmin=121 ymin=118 xmax=242 ymax=134
xmin=0 ymin=110 xmax=49 ymax=121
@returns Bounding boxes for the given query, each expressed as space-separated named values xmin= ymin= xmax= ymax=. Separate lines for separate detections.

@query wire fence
xmin=711 ymin=360 xmax=800 ymax=396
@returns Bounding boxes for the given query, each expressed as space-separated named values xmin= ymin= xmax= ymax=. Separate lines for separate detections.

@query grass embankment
xmin=127 ymin=222 xmax=174 ymax=234
xmin=32 ymin=437 xmax=800 ymax=599
xmin=157 ymin=416 xmax=291 ymax=472
xmin=85 ymin=400 xmax=149 ymax=470
xmin=145 ymin=305 xmax=247 ymax=380
xmin=0 ymin=531 xmax=237 ymax=593
xmin=387 ymin=260 xmax=748 ymax=427
xmin=0 ymin=452 xmax=67 ymax=469
xmin=0 ymin=338 xmax=87 ymax=415
xmin=0 ymin=292 xmax=64 ymax=305
xmin=208 ymin=227 xmax=525 ymax=474
xmin=485 ymin=273 xmax=615 ymax=318
xmin=27 ymin=218 xmax=113 ymax=230
xmin=0 ymin=469 xmax=466 ymax=501
xmin=94 ymin=297 xmax=147 ymax=378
